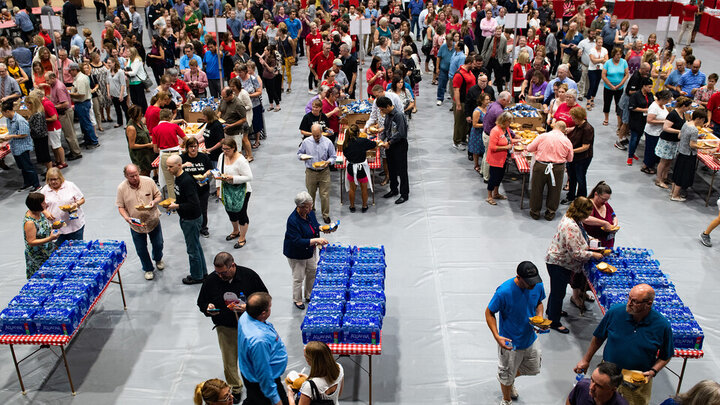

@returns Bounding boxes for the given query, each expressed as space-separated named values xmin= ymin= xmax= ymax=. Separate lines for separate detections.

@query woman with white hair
xmin=283 ymin=191 xmax=333 ymax=310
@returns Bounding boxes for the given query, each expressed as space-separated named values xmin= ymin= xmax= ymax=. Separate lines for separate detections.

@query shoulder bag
xmin=308 ymin=380 xmax=335 ymax=405
xmin=220 ymin=156 xmax=247 ymax=212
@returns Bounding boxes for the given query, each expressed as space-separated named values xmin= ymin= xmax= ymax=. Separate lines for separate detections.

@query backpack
xmin=308 ymin=380 xmax=335 ymax=405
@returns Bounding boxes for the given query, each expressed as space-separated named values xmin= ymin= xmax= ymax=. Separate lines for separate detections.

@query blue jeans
xmin=411 ymin=15 xmax=420 ymax=39
xmin=130 ymin=223 xmax=164 ymax=272
xmin=437 ymin=69 xmax=449 ymax=101
xmin=643 ymin=135 xmax=660 ymax=169
xmin=13 ymin=150 xmax=39 ymax=188
xmin=628 ymin=129 xmax=643 ymax=158
xmin=74 ymin=100 xmax=98 ymax=145
xmin=179 ymin=216 xmax=207 ymax=280
xmin=713 ymin=122 xmax=720 ymax=138
xmin=56 ymin=225 xmax=85 ymax=246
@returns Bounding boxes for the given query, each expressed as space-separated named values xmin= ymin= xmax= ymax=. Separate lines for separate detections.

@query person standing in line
xmin=485 ymin=261 xmax=546 ymax=405
xmin=562 ymin=107 xmax=594 ymax=205
xmin=68 ymin=62 xmax=100 ymax=149
xmin=481 ymin=26 xmax=508 ymax=93
xmin=0 ymin=100 xmax=39 ymax=191
xmin=297 ymin=124 xmax=335 ymax=224
xmin=165 ymin=154 xmax=208 ymax=285
xmin=237 ymin=292 xmax=290 ymax=405
xmin=481 ymin=91 xmax=512 ymax=182
xmin=217 ymin=138 xmax=253 ymax=249
xmin=116 ymin=164 xmax=165 ymax=281
xmin=198 ymin=252 xmax=268 ymax=403
xmin=566 ymin=362 xmax=628 ymax=405
xmin=153 ymin=108 xmax=188 ymax=199
xmin=574 ymin=284 xmax=674 ymax=405
xmin=452 ymin=55 xmax=477 ymax=150
xmin=283 ymin=191 xmax=331 ymax=310
xmin=46 ymin=72 xmax=82 ymax=161
xmin=181 ymin=137 xmax=213 ymax=238
xmin=378 ymin=96 xmax=409 ymax=204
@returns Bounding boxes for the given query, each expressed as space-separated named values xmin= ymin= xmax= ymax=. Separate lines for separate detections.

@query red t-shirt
xmin=306 ymin=32 xmax=323 ymax=60
xmin=321 ymin=99 xmax=339 ymax=134
xmin=311 ymin=51 xmax=335 ymax=79
xmin=707 ymin=92 xmax=720 ymax=125
xmin=553 ymin=102 xmax=575 ymax=128
xmin=152 ymin=121 xmax=186 ymax=149
xmin=145 ymin=105 xmax=161 ymax=135
xmin=682 ymin=4 xmax=697 ymax=21
xmin=171 ymin=79 xmax=192 ymax=103
xmin=584 ymin=9 xmax=596 ymax=28
xmin=452 ymin=66 xmax=476 ymax=102
xmin=42 ymin=97 xmax=62 ymax=131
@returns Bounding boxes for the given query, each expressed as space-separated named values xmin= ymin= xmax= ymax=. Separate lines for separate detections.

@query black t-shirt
xmin=628 ymin=91 xmax=654 ymax=133
xmin=660 ymin=110 xmax=685 ymax=142
xmin=344 ymin=137 xmax=377 ymax=163
xmin=203 ymin=120 xmax=224 ymax=162
xmin=341 ymin=55 xmax=357 ymax=84
xmin=174 ymin=171 xmax=202 ymax=220
xmin=625 ymin=72 xmax=644 ymax=95
xmin=181 ymin=152 xmax=213 ymax=195
xmin=299 ymin=112 xmax=329 ymax=136
xmin=196 ymin=265 xmax=268 ymax=328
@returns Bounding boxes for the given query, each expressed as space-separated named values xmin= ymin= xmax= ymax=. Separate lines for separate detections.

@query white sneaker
xmin=436 ymin=100 xmax=442 ymax=106
xmin=500 ymin=399 xmax=512 ymax=405
xmin=452 ymin=143 xmax=460 ymax=150
xmin=510 ymin=385 xmax=518 ymax=400
xmin=144 ymin=271 xmax=155 ymax=280
xmin=156 ymin=260 xmax=165 ymax=271
xmin=458 ymin=144 xmax=467 ymax=151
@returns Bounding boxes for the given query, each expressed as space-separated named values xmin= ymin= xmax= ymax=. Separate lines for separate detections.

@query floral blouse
xmin=545 ymin=215 xmax=595 ymax=273
xmin=695 ymin=86 xmax=718 ymax=104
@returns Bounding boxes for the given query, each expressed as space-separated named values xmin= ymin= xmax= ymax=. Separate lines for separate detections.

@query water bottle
xmin=239 ymin=293 xmax=246 ymax=304
xmin=574 ymin=373 xmax=585 ymax=387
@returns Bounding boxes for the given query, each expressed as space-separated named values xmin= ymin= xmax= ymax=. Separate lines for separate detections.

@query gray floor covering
xmin=0 ymin=15 xmax=719 ymax=404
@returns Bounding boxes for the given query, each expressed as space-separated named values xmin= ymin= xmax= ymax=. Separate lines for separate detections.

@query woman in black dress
xmin=343 ymin=125 xmax=381 ymax=213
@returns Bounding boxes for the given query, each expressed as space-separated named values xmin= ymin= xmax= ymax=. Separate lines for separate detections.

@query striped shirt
xmin=7 ymin=112 xmax=34 ymax=155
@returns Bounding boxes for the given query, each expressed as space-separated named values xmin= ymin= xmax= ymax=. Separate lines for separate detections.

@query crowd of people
xmin=2 ymin=0 xmax=720 ymax=403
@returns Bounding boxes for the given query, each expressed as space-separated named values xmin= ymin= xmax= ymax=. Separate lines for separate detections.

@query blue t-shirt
xmin=678 ymin=70 xmax=706 ymax=96
xmin=448 ymin=51 xmax=465 ymax=79
xmin=437 ymin=43 xmax=453 ymax=72
xmin=593 ymin=304 xmax=674 ymax=371
xmin=659 ymin=399 xmax=680 ymax=405
xmin=408 ymin=0 xmax=424 ymax=15
xmin=203 ymin=51 xmax=223 ymax=80
xmin=664 ymin=69 xmax=684 ymax=90
xmin=488 ymin=278 xmax=546 ymax=350
xmin=603 ymin=59 xmax=628 ymax=90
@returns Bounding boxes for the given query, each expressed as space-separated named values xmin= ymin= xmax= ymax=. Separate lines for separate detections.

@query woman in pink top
xmin=552 ymin=88 xmax=579 ymax=131
xmin=40 ymin=168 xmax=86 ymax=246
xmin=486 ymin=112 xmax=516 ymax=205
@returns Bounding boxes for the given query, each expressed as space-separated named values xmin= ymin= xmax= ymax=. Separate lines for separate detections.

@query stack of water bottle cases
xmin=585 ymin=246 xmax=704 ymax=352
xmin=0 ymin=240 xmax=127 ymax=337
xmin=301 ymin=245 xmax=386 ymax=345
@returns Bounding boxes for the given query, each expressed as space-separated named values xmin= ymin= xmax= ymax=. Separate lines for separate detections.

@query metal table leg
xmin=676 ymin=358 xmax=688 ymax=395
xmin=9 ymin=345 xmax=26 ymax=395
xmin=340 ymin=168 xmax=345 ymax=205
xmin=706 ymin=170 xmax=717 ymax=207
xmin=60 ymin=346 xmax=76 ymax=395
xmin=368 ymin=355 xmax=372 ymax=405
xmin=111 ymin=268 xmax=128 ymax=310
xmin=520 ymin=173 xmax=527 ymax=209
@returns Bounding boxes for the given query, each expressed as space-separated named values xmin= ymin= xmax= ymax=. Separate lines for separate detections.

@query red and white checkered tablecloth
xmin=512 ymin=152 xmax=530 ymax=174
xmin=674 ymin=349 xmax=704 ymax=359
xmin=335 ymin=149 xmax=382 ymax=170
xmin=697 ymin=151 xmax=720 ymax=171
xmin=0 ymin=260 xmax=125 ymax=346
xmin=151 ymin=136 xmax=205 ymax=168
xmin=0 ymin=143 xmax=9 ymax=159
xmin=327 ymin=333 xmax=382 ymax=356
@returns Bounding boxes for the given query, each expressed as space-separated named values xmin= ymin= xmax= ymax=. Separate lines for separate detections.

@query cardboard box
xmin=183 ymin=104 xmax=205 ymax=123
xmin=513 ymin=116 xmax=544 ymax=129
xmin=342 ymin=113 xmax=369 ymax=128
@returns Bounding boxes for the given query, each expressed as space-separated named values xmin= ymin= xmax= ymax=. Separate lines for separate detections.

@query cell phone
xmin=208 ymin=308 xmax=221 ymax=313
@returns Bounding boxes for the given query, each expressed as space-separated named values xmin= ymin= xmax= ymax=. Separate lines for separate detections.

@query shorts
xmin=48 ymin=129 xmax=63 ymax=149
xmin=497 ymin=340 xmax=542 ymax=386
xmin=347 ymin=164 xmax=369 ymax=183
xmin=225 ymin=192 xmax=251 ymax=225
xmin=619 ymin=93 xmax=630 ymax=124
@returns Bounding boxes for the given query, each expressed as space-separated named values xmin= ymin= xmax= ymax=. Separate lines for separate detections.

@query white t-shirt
xmin=578 ymin=38 xmax=596 ymax=67
xmin=588 ymin=47 xmax=608 ymax=71
xmin=299 ymin=363 xmax=345 ymax=405
xmin=644 ymin=102 xmax=669 ymax=136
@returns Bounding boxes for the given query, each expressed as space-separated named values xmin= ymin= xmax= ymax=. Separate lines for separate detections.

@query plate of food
xmin=135 ymin=203 xmax=154 ymax=211
xmin=285 ymin=371 xmax=308 ymax=391
xmin=622 ymin=369 xmax=648 ymax=385
xmin=529 ymin=315 xmax=552 ymax=328
xmin=514 ymin=144 xmax=525 ymax=151
xmin=312 ymin=161 xmax=327 ymax=168
xmin=595 ymin=262 xmax=617 ymax=273
xmin=158 ymin=198 xmax=175 ymax=208
xmin=51 ymin=220 xmax=65 ymax=229
xmin=59 ymin=204 xmax=75 ymax=212
xmin=0 ymin=127 xmax=7 ymax=135
xmin=299 ymin=154 xmax=312 ymax=160
xmin=320 ymin=220 xmax=340 ymax=232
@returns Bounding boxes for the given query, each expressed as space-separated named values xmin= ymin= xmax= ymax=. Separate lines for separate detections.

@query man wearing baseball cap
xmin=486 ymin=261 xmax=547 ymax=405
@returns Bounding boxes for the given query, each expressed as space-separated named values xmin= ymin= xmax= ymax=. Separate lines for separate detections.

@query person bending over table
xmin=23 ymin=192 xmax=59 ymax=278
xmin=671 ymin=109 xmax=711 ymax=202
xmin=545 ymin=197 xmax=605 ymax=333
xmin=152 ymin=108 xmax=188 ymax=200
xmin=194 ymin=378 xmax=234 ymax=405
xmin=344 ymin=124 xmax=381 ymax=213
xmin=40 ymin=167 xmax=86 ymax=245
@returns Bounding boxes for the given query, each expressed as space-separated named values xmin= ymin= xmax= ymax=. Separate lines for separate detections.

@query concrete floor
xmin=0 ymin=14 xmax=719 ymax=405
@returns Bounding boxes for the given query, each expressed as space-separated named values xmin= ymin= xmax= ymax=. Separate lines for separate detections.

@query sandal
xmin=247 ymin=157 xmax=254 ymax=163
xmin=493 ymin=194 xmax=507 ymax=200
xmin=571 ymin=297 xmax=587 ymax=313
xmin=234 ymin=240 xmax=247 ymax=249
xmin=380 ymin=179 xmax=389 ymax=186
xmin=655 ymin=181 xmax=670 ymax=189
xmin=602 ymin=120 xmax=609 ymax=126
xmin=486 ymin=197 xmax=497 ymax=205
xmin=225 ymin=232 xmax=240 ymax=241
xmin=550 ymin=324 xmax=570 ymax=334
xmin=474 ymin=166 xmax=481 ymax=174
xmin=584 ymin=292 xmax=596 ymax=302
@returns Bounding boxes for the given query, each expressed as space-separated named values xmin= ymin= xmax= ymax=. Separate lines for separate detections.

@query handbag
xmin=220 ymin=156 xmax=247 ymax=212
xmin=411 ymin=69 xmax=422 ymax=83
xmin=308 ymin=380 xmax=335 ymax=405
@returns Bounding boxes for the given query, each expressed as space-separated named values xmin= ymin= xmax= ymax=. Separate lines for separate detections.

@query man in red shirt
xmin=452 ymin=54 xmax=477 ymax=149
xmin=305 ymin=22 xmax=324 ymax=93
xmin=678 ymin=0 xmax=698 ymax=45
xmin=310 ymin=42 xmax=335 ymax=95
xmin=39 ymin=92 xmax=66 ymax=169
xmin=168 ymin=69 xmax=193 ymax=103
xmin=152 ymin=108 xmax=188 ymax=199
xmin=706 ymin=91 xmax=720 ymax=137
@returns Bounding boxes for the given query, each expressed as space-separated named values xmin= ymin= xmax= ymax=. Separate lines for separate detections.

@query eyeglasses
xmin=628 ymin=296 xmax=651 ymax=305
